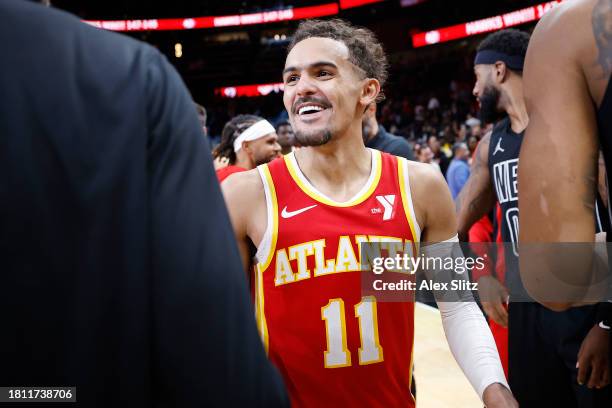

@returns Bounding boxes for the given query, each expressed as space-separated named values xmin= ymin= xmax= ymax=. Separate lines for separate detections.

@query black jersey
xmin=488 ymin=117 xmax=530 ymax=300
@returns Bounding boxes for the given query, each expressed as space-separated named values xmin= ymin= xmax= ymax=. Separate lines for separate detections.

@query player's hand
xmin=577 ymin=323 xmax=610 ymax=389
xmin=478 ymin=276 xmax=508 ymax=328
xmin=482 ymin=383 xmax=517 ymax=408
xmin=214 ymin=156 xmax=229 ymax=170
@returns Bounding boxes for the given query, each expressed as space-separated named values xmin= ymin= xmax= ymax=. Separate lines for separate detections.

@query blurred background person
xmin=428 ymin=135 xmax=451 ymax=174
xmin=362 ymin=103 xmax=415 ymax=160
xmin=195 ymin=102 xmax=208 ymax=137
xmin=417 ymin=145 xmax=441 ymax=172
xmin=276 ymin=120 xmax=296 ymax=154
xmin=446 ymin=142 xmax=470 ymax=199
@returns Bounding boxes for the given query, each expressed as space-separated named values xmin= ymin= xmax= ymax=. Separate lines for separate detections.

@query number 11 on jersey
xmin=321 ymin=296 xmax=384 ymax=368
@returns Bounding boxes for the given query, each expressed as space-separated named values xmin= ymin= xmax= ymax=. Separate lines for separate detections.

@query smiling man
xmin=222 ymin=19 xmax=514 ymax=407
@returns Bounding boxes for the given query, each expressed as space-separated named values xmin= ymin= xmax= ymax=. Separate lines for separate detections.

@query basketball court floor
xmin=414 ymin=303 xmax=482 ymax=407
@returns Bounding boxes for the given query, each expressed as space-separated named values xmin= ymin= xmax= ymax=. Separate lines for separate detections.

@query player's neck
xmin=294 ymin=136 xmax=372 ymax=202
xmin=503 ymin=82 xmax=529 ymax=134
xmin=234 ymin=154 xmax=253 ymax=170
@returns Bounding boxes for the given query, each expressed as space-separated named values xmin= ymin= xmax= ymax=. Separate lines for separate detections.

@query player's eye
xmin=317 ymin=70 xmax=332 ymax=78
xmin=285 ymin=75 xmax=299 ymax=84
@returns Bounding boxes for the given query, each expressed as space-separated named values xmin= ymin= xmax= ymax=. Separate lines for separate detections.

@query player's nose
xmin=295 ymin=75 xmax=317 ymax=99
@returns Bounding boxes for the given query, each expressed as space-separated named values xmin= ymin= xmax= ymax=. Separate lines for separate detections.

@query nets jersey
xmin=253 ymin=149 xmax=420 ymax=407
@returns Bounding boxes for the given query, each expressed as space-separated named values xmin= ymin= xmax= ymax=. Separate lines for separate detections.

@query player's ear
xmin=360 ymin=78 xmax=380 ymax=107
xmin=242 ymin=140 xmax=252 ymax=155
xmin=494 ymin=61 xmax=508 ymax=84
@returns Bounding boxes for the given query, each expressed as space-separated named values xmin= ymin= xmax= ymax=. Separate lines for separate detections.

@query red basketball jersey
xmin=254 ymin=149 xmax=420 ymax=407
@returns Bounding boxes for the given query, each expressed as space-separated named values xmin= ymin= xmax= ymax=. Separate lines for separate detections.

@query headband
xmin=474 ymin=50 xmax=524 ymax=71
xmin=233 ymin=120 xmax=276 ymax=152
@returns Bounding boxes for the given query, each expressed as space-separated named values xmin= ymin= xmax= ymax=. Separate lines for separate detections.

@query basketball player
xmin=223 ymin=19 xmax=514 ymax=407
xmin=213 ymin=114 xmax=281 ymax=182
xmin=458 ymin=28 xmax=610 ymax=405
xmin=518 ymin=0 xmax=612 ymax=388
xmin=518 ymin=0 xmax=611 ymax=307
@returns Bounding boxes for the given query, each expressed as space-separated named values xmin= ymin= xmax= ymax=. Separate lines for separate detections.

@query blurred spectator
xmin=418 ymin=146 xmax=442 ymax=173
xmin=428 ymin=135 xmax=451 ymax=175
xmin=457 ymin=123 xmax=468 ymax=143
xmin=428 ymin=94 xmax=440 ymax=111
xmin=465 ymin=114 xmax=481 ymax=128
xmin=446 ymin=142 xmax=471 ymax=199
xmin=362 ymin=103 xmax=415 ymax=160
xmin=276 ymin=121 xmax=295 ymax=155
xmin=468 ymin=136 xmax=480 ymax=161
xmin=195 ymin=102 xmax=208 ymax=137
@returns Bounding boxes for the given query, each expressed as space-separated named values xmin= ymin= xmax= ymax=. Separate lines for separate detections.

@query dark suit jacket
xmin=0 ymin=1 xmax=287 ymax=406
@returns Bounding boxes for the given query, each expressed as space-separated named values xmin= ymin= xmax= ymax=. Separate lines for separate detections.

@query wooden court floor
xmin=414 ymin=302 xmax=482 ymax=408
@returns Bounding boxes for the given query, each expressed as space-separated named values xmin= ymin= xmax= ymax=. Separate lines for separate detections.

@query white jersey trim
xmin=286 ymin=148 xmax=380 ymax=206
xmin=400 ymin=157 xmax=422 ymax=241
xmin=255 ymin=166 xmax=274 ymax=264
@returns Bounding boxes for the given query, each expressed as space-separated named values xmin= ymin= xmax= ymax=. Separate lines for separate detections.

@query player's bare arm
xmin=222 ymin=169 xmax=267 ymax=271
xmin=455 ymin=131 xmax=496 ymax=242
xmin=519 ymin=0 xmax=603 ymax=310
xmin=408 ymin=160 xmax=457 ymax=242
xmin=408 ymin=161 xmax=517 ymax=407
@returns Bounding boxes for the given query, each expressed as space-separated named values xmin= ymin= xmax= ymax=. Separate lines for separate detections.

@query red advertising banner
xmin=411 ymin=1 xmax=561 ymax=48
xmin=84 ymin=3 xmax=339 ymax=32
xmin=215 ymin=82 xmax=285 ymax=98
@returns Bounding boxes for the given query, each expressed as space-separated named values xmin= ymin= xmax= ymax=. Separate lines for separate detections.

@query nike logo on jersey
xmin=599 ymin=321 xmax=611 ymax=330
xmin=375 ymin=195 xmax=396 ymax=221
xmin=493 ymin=138 xmax=505 ymax=156
xmin=281 ymin=204 xmax=318 ymax=218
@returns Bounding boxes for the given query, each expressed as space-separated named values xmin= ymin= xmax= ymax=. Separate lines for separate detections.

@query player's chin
xmin=294 ymin=127 xmax=332 ymax=147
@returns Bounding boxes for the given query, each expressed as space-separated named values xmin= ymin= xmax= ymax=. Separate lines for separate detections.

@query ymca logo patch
xmin=373 ymin=195 xmax=396 ymax=221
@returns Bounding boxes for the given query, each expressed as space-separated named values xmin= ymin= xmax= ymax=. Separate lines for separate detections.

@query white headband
xmin=233 ymin=120 xmax=276 ymax=152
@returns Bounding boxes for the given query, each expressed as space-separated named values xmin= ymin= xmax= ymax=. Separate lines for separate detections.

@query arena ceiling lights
xmin=411 ymin=0 xmax=561 ymax=48
xmin=83 ymin=0 xmax=385 ymax=32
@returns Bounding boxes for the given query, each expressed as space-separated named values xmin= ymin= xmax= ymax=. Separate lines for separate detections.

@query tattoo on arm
xmin=592 ymin=0 xmax=612 ymax=77
xmin=582 ymin=149 xmax=599 ymax=212
xmin=456 ymin=133 xmax=495 ymax=232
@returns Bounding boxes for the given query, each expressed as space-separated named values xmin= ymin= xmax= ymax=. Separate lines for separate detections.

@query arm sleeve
xmin=145 ymin=49 xmax=288 ymax=407
xmin=423 ymin=235 xmax=509 ymax=400
xmin=437 ymin=301 xmax=510 ymax=400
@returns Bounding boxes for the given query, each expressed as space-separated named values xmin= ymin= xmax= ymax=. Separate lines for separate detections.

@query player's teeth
xmin=299 ymin=106 xmax=323 ymax=115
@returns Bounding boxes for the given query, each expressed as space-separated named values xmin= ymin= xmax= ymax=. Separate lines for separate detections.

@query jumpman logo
xmin=493 ymin=138 xmax=505 ymax=156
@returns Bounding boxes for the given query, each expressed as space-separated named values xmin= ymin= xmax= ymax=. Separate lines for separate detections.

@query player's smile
xmin=293 ymin=99 xmax=332 ymax=124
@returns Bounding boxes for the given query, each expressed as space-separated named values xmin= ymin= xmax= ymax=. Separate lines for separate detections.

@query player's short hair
xmin=288 ymin=19 xmax=388 ymax=102
xmin=276 ymin=120 xmax=291 ymax=130
xmin=213 ymin=114 xmax=264 ymax=165
xmin=477 ymin=29 xmax=530 ymax=74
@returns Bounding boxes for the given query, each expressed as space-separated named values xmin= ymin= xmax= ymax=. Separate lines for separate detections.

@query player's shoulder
xmin=539 ymin=0 xmax=595 ymax=27
xmin=222 ymin=167 xmax=264 ymax=197
xmin=530 ymin=0 xmax=594 ymax=58
xmin=405 ymin=160 xmax=448 ymax=196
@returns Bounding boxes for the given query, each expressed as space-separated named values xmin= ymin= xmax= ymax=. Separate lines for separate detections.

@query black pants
xmin=508 ymin=302 xmax=611 ymax=407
